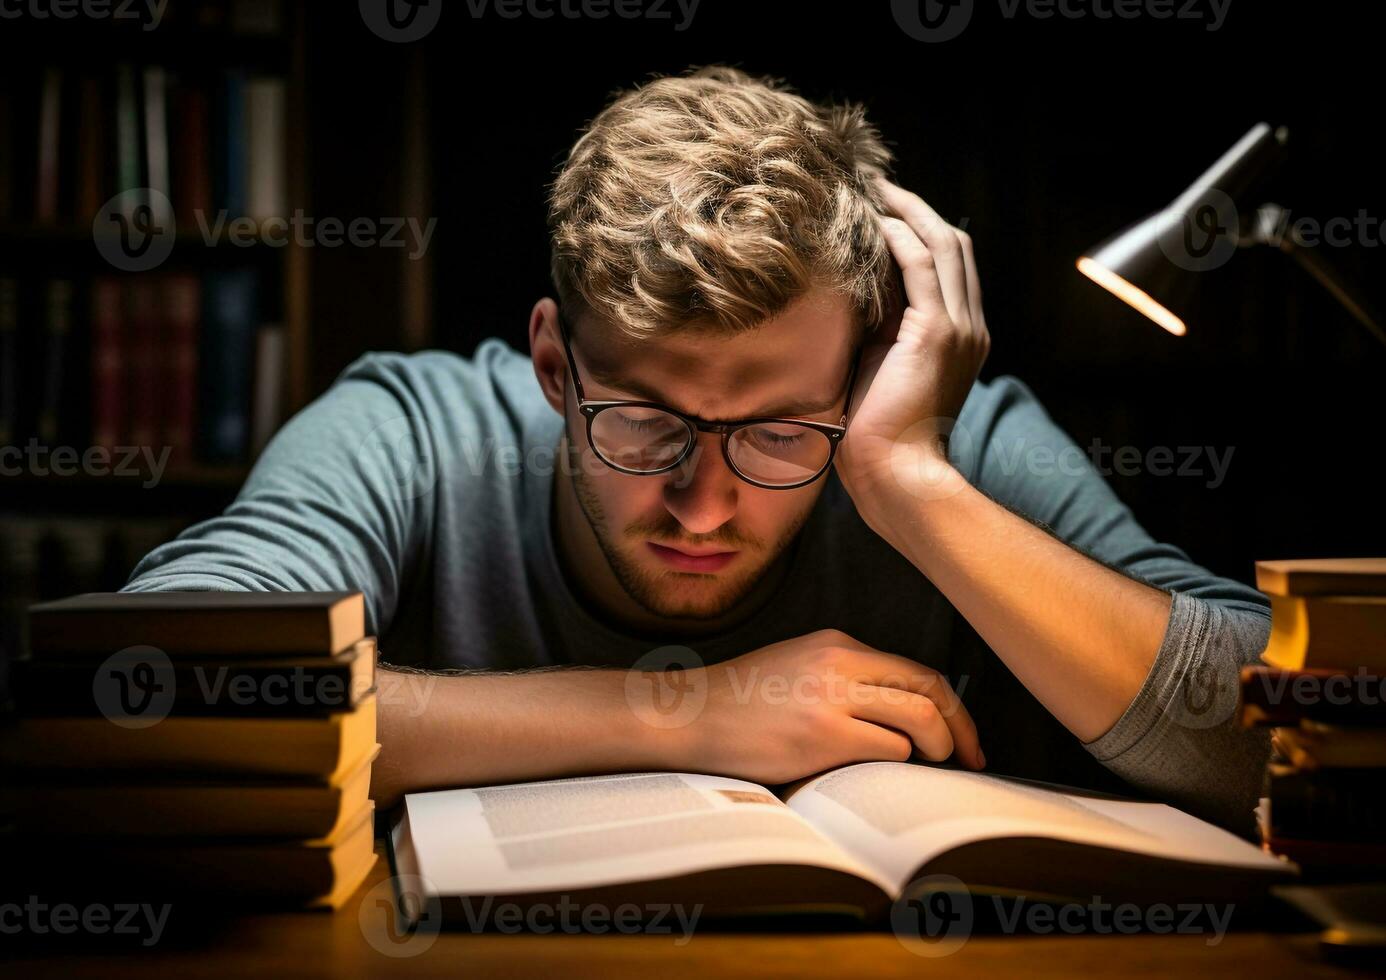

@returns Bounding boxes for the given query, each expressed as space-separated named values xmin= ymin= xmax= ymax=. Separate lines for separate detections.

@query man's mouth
xmin=646 ymin=542 xmax=739 ymax=573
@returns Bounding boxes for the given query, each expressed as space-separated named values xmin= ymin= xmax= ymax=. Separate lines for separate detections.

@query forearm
xmin=371 ymin=667 xmax=694 ymax=808
xmin=853 ymin=457 xmax=1172 ymax=743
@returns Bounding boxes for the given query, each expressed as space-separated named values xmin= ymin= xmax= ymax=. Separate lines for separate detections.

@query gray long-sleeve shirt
xmin=122 ymin=339 xmax=1273 ymax=834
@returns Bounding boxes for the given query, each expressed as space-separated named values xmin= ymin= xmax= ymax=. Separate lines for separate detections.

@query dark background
xmin=2 ymin=0 xmax=1383 ymax=675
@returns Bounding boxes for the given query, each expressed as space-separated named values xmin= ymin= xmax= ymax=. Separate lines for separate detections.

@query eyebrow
xmin=583 ymin=364 xmax=847 ymax=420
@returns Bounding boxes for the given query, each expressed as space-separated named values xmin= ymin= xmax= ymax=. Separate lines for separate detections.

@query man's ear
xmin=529 ymin=298 xmax=567 ymax=415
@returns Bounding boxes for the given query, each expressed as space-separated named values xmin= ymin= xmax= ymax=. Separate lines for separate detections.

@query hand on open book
xmin=689 ymin=629 xmax=984 ymax=784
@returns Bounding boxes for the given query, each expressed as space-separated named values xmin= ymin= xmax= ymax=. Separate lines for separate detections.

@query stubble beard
xmin=567 ymin=449 xmax=811 ymax=621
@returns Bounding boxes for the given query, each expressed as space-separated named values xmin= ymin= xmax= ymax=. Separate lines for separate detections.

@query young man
xmin=123 ymin=67 xmax=1271 ymax=833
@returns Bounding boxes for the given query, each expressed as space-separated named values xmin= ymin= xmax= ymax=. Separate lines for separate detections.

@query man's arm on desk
xmin=372 ymin=633 xmax=983 ymax=808
xmin=121 ymin=352 xmax=983 ymax=809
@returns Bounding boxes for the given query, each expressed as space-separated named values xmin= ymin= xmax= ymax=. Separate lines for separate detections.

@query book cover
xmin=28 ymin=590 xmax=366 ymax=657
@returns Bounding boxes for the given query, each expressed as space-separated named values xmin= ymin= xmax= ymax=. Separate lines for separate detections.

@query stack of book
xmin=1241 ymin=558 xmax=1386 ymax=878
xmin=0 ymin=591 xmax=379 ymax=910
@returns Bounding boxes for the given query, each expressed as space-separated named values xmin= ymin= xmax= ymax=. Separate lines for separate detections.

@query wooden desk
xmin=0 ymin=844 xmax=1370 ymax=978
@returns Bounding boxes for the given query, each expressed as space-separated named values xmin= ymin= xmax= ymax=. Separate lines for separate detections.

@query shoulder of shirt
xmin=957 ymin=373 xmax=1051 ymax=433
xmin=328 ymin=338 xmax=553 ymax=435
xmin=333 ymin=337 xmax=530 ymax=389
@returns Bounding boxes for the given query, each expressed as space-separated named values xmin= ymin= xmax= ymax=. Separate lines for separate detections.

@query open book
xmin=389 ymin=763 xmax=1297 ymax=926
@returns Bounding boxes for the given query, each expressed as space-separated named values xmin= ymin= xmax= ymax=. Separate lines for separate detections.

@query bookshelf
xmin=0 ymin=0 xmax=312 ymax=675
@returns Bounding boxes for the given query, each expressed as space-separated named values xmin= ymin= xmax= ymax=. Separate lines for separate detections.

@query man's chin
xmin=623 ymin=559 xmax=766 ymax=621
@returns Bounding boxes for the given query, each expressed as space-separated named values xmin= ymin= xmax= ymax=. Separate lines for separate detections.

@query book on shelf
xmin=126 ymin=277 xmax=161 ymax=449
xmin=244 ymin=75 xmax=287 ymax=221
xmin=163 ymin=273 xmax=202 ymax=459
xmin=36 ymin=279 xmax=74 ymax=445
xmin=0 ymin=276 xmax=20 ymax=446
xmin=89 ymin=276 xmax=125 ymax=452
xmin=390 ymin=762 xmax=1296 ymax=927
xmin=199 ymin=266 xmax=261 ymax=462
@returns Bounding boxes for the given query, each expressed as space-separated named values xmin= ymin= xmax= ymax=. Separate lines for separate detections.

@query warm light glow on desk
xmin=1076 ymin=257 xmax=1187 ymax=337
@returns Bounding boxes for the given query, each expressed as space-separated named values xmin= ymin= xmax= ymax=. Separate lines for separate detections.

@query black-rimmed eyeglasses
xmin=555 ymin=310 xmax=861 ymax=490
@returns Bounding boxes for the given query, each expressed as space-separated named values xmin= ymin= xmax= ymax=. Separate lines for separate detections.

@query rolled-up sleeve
xmin=955 ymin=375 xmax=1271 ymax=834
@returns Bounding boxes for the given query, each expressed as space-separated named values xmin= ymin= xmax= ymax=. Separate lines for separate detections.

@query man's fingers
xmin=879 ymin=217 xmax=949 ymax=327
xmin=877 ymin=178 xmax=971 ymax=327
xmin=956 ymin=228 xmax=988 ymax=349
xmin=842 ymin=648 xmax=985 ymax=770
xmin=845 ymin=718 xmax=914 ymax=765
xmin=851 ymin=686 xmax=954 ymax=762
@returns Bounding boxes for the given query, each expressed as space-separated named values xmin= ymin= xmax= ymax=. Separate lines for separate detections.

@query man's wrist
xmin=847 ymin=448 xmax=970 ymax=546
xmin=599 ymin=666 xmax=709 ymax=772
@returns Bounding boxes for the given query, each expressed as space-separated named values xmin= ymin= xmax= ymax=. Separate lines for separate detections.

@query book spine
xmin=114 ymin=64 xmax=141 ymax=196
xmin=244 ymin=76 xmax=286 ymax=221
xmin=1239 ymin=666 xmax=1386 ymax=727
xmin=198 ymin=268 xmax=259 ymax=461
xmin=162 ymin=274 xmax=201 ymax=465
xmin=142 ymin=66 xmax=171 ymax=222
xmin=1270 ymin=768 xmax=1386 ymax=842
xmin=76 ymin=75 xmax=105 ymax=224
xmin=90 ymin=278 xmax=125 ymax=452
xmin=0 ymin=277 xmax=16 ymax=447
xmin=215 ymin=71 xmax=248 ymax=220
xmin=35 ymin=66 xmax=62 ymax=224
xmin=250 ymin=323 xmax=285 ymax=456
xmin=37 ymin=279 xmax=74 ymax=444
xmin=12 ymin=660 xmax=369 ymax=717
xmin=126 ymin=277 xmax=161 ymax=451
xmin=0 ymin=87 xmax=13 ymax=221
xmin=174 ymin=84 xmax=212 ymax=223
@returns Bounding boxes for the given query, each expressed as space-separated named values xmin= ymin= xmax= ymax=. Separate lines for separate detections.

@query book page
xmin=787 ymin=762 xmax=1288 ymax=896
xmin=395 ymin=772 xmax=894 ymax=897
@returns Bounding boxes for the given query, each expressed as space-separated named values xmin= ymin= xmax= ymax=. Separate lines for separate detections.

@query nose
xmin=661 ymin=431 xmax=740 ymax=536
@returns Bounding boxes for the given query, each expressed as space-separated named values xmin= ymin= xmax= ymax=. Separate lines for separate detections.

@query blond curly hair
xmin=548 ymin=65 xmax=900 ymax=339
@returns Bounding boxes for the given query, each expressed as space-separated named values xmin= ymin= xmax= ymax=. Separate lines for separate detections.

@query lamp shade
xmin=1078 ymin=122 xmax=1288 ymax=336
